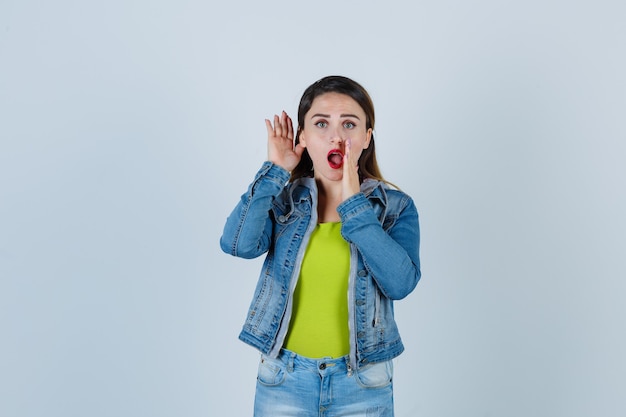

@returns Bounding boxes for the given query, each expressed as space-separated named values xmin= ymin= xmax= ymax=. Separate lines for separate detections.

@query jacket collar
xmin=290 ymin=177 xmax=389 ymax=207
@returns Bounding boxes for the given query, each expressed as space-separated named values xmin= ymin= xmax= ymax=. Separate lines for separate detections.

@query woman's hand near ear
xmin=266 ymin=111 xmax=304 ymax=172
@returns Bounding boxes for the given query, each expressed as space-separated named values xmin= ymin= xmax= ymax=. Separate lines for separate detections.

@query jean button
xmin=319 ymin=363 xmax=326 ymax=370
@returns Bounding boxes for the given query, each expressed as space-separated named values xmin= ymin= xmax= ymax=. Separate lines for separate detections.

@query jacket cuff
xmin=337 ymin=192 xmax=373 ymax=221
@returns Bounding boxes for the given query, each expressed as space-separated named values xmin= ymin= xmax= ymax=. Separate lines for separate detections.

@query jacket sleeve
xmin=338 ymin=191 xmax=421 ymax=300
xmin=220 ymin=162 xmax=291 ymax=259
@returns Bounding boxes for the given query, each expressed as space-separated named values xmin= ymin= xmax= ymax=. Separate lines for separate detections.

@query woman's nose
xmin=330 ymin=131 xmax=344 ymax=145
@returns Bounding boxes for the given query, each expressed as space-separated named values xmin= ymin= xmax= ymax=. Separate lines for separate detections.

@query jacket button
xmin=357 ymin=332 xmax=365 ymax=338
xmin=358 ymin=270 xmax=367 ymax=277
xmin=278 ymin=215 xmax=286 ymax=222
xmin=356 ymin=300 xmax=365 ymax=306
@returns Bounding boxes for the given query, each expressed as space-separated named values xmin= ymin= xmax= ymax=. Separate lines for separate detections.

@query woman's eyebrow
xmin=310 ymin=113 xmax=361 ymax=119
xmin=310 ymin=113 xmax=330 ymax=119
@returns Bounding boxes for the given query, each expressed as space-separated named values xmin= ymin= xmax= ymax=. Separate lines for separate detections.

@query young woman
xmin=220 ymin=75 xmax=421 ymax=416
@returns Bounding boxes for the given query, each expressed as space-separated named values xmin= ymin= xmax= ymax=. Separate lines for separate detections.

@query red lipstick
xmin=327 ymin=149 xmax=344 ymax=169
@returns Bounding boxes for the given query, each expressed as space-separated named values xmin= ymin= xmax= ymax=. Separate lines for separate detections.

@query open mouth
xmin=327 ymin=149 xmax=344 ymax=169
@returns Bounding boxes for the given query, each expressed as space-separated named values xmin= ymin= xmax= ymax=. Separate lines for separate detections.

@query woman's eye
xmin=344 ymin=122 xmax=355 ymax=129
xmin=315 ymin=121 xmax=328 ymax=128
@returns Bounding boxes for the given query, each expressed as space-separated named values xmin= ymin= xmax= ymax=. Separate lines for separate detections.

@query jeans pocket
xmin=257 ymin=355 xmax=286 ymax=386
xmin=355 ymin=360 xmax=393 ymax=388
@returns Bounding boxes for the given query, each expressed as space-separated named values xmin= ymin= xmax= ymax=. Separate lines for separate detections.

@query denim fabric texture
xmin=254 ymin=349 xmax=394 ymax=417
xmin=220 ymin=162 xmax=421 ymax=370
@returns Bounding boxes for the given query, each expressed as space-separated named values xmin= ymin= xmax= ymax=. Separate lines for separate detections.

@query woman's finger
xmin=274 ymin=114 xmax=282 ymax=137
xmin=280 ymin=111 xmax=292 ymax=140
xmin=343 ymin=139 xmax=352 ymax=177
xmin=279 ymin=111 xmax=288 ymax=136
xmin=265 ymin=119 xmax=274 ymax=137
xmin=286 ymin=114 xmax=294 ymax=141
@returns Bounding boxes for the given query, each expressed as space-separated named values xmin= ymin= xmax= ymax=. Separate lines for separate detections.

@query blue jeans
xmin=254 ymin=349 xmax=394 ymax=417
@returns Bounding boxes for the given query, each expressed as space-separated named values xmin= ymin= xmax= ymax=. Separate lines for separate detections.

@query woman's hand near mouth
xmin=266 ymin=111 xmax=304 ymax=172
xmin=342 ymin=139 xmax=361 ymax=201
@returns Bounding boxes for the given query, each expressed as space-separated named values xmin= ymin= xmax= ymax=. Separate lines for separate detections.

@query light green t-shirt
xmin=284 ymin=222 xmax=350 ymax=358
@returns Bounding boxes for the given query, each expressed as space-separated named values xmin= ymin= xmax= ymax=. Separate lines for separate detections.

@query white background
xmin=1 ymin=0 xmax=625 ymax=416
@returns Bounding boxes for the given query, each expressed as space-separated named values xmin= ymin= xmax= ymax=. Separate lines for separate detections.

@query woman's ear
xmin=298 ymin=129 xmax=307 ymax=148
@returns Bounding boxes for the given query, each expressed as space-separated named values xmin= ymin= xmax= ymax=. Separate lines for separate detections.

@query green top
xmin=283 ymin=222 xmax=350 ymax=358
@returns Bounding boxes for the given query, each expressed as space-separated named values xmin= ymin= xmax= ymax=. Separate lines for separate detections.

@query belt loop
xmin=287 ymin=351 xmax=295 ymax=373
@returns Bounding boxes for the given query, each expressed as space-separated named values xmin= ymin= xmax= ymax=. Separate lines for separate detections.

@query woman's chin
xmin=314 ymin=168 xmax=343 ymax=183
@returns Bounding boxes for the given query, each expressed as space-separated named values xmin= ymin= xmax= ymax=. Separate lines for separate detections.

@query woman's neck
xmin=316 ymin=180 xmax=343 ymax=223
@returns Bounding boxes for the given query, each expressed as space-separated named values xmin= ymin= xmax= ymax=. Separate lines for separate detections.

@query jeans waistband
xmin=277 ymin=348 xmax=351 ymax=374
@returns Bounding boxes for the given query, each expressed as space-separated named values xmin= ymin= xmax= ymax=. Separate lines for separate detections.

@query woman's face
xmin=299 ymin=92 xmax=372 ymax=184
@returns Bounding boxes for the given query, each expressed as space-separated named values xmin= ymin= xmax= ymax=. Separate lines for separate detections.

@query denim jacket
xmin=220 ymin=162 xmax=421 ymax=370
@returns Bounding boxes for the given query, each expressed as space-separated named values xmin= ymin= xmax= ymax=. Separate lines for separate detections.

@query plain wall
xmin=1 ymin=0 xmax=625 ymax=416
